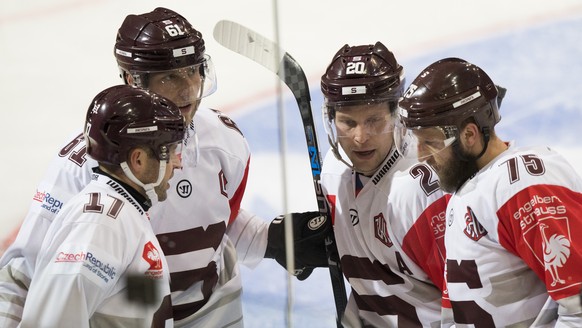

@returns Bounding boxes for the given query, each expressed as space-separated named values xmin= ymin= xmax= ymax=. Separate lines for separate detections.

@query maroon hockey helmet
xmin=114 ymin=7 xmax=205 ymax=72
xmin=114 ymin=7 xmax=217 ymax=98
xmin=84 ymin=85 xmax=186 ymax=166
xmin=398 ymin=57 xmax=500 ymax=130
xmin=321 ymin=42 xmax=405 ymax=171
xmin=395 ymin=58 xmax=501 ymax=160
xmin=321 ymin=42 xmax=404 ymax=108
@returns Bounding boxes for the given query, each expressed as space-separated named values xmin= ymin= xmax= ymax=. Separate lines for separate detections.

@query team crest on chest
xmin=219 ymin=169 xmax=228 ymax=197
xmin=374 ymin=213 xmax=393 ymax=247
xmin=464 ymin=206 xmax=488 ymax=241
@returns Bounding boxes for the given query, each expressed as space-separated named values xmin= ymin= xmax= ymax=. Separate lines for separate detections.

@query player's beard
xmin=432 ymin=147 xmax=479 ymax=193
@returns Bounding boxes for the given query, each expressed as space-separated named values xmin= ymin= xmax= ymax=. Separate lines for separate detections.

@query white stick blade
xmin=213 ymin=20 xmax=286 ymax=74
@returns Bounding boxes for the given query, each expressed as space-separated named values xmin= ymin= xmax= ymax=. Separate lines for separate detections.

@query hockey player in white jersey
xmin=19 ymin=85 xmax=185 ymax=327
xmin=319 ymin=42 xmax=450 ymax=327
xmin=0 ymin=8 xmax=327 ymax=327
xmin=0 ymin=7 xmax=328 ymax=327
xmin=396 ymin=57 xmax=582 ymax=326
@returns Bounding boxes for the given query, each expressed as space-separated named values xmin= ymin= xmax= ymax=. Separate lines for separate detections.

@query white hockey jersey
xmin=0 ymin=132 xmax=98 ymax=327
xmin=0 ymin=107 xmax=268 ymax=328
xmin=19 ymin=172 xmax=172 ymax=328
xmin=444 ymin=143 xmax=582 ymax=327
xmin=321 ymin=146 xmax=450 ymax=327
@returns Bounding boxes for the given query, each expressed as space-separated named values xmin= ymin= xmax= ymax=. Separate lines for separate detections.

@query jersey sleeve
xmin=497 ymin=185 xmax=582 ymax=316
xmin=228 ymin=158 xmax=250 ymax=224
xmin=196 ymin=108 xmax=251 ymax=225
xmin=0 ymin=132 xmax=96 ymax=326
xmin=20 ymin=271 xmax=103 ymax=328
xmin=1 ymin=131 xmax=96 ymax=267
xmin=401 ymin=193 xmax=449 ymax=291
xmin=226 ymin=208 xmax=269 ymax=268
xmin=495 ymin=150 xmax=582 ymax=322
xmin=390 ymin=163 xmax=449 ymax=291
xmin=20 ymin=215 xmax=128 ymax=327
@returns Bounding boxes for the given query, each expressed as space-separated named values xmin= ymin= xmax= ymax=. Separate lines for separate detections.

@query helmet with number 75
xmin=398 ymin=57 xmax=500 ymax=129
xmin=395 ymin=57 xmax=500 ymax=160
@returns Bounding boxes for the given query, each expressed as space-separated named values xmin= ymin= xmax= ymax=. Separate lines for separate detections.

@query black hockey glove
xmin=264 ymin=211 xmax=331 ymax=280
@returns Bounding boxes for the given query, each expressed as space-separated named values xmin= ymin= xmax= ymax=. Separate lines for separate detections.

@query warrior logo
xmin=374 ymin=213 xmax=393 ymax=247
xmin=349 ymin=208 xmax=359 ymax=226
xmin=464 ymin=207 xmax=488 ymax=241
xmin=176 ymin=179 xmax=192 ymax=198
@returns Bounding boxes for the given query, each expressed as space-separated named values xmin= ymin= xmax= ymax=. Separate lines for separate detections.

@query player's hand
xmin=264 ymin=211 xmax=331 ymax=280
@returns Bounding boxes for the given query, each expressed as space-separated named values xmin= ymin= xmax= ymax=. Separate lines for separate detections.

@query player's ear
xmin=123 ymin=71 xmax=135 ymax=86
xmin=127 ymin=147 xmax=148 ymax=175
xmin=460 ymin=123 xmax=480 ymax=149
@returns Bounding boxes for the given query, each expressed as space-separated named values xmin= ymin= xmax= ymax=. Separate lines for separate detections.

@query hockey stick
xmin=213 ymin=20 xmax=347 ymax=326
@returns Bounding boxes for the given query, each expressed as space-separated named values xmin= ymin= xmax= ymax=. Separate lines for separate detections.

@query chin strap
xmin=474 ymin=127 xmax=491 ymax=160
xmin=328 ymin=135 xmax=354 ymax=169
xmin=120 ymin=160 xmax=166 ymax=206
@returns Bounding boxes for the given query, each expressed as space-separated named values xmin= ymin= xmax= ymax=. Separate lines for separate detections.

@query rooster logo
xmin=142 ymin=241 xmax=163 ymax=272
xmin=539 ymin=223 xmax=571 ymax=286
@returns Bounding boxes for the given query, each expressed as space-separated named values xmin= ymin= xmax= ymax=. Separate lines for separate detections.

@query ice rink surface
xmin=1 ymin=0 xmax=582 ymax=326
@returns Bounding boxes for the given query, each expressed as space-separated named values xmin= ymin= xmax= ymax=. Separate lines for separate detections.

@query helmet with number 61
xmin=114 ymin=7 xmax=217 ymax=105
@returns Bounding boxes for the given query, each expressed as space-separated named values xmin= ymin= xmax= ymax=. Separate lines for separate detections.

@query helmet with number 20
xmin=320 ymin=42 xmax=405 ymax=169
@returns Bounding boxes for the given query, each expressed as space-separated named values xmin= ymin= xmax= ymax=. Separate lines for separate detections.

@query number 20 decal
xmin=345 ymin=62 xmax=365 ymax=74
